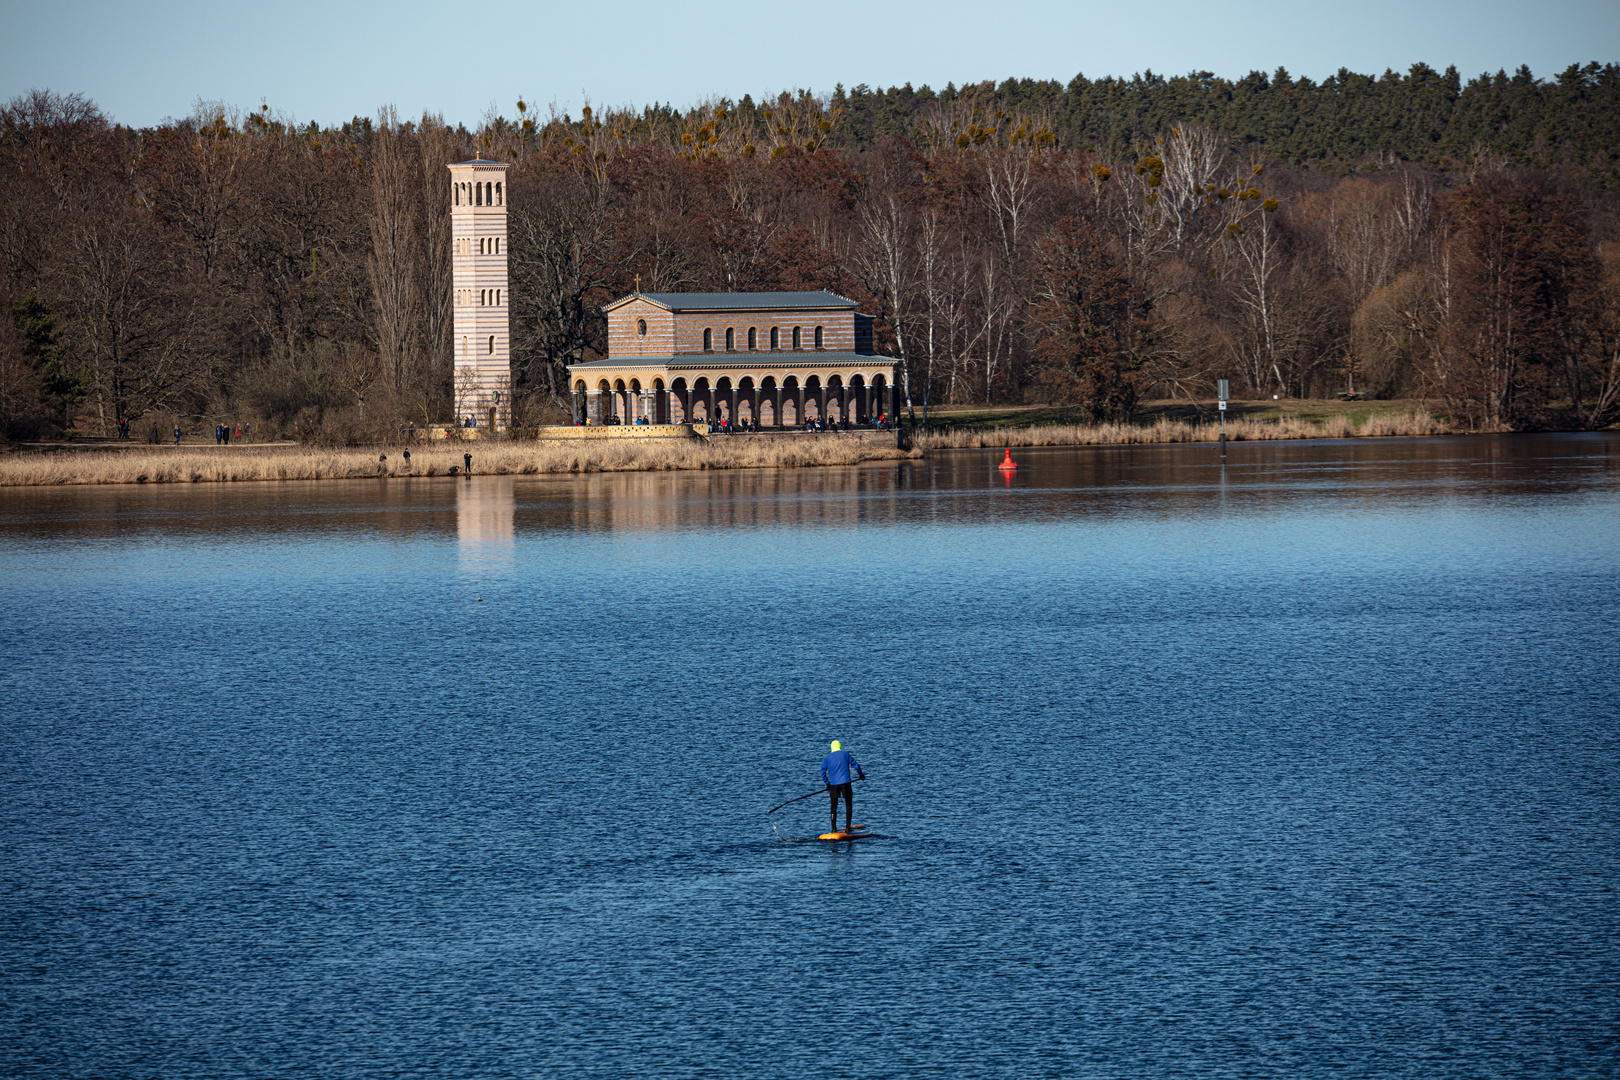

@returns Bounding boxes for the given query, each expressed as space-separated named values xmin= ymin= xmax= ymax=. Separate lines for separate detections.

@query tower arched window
xmin=792 ymin=326 xmax=802 ymax=350
xmin=770 ymin=327 xmax=779 ymax=350
xmin=475 ymin=183 xmax=482 ymax=206
xmin=814 ymin=325 xmax=824 ymax=349
xmin=703 ymin=328 xmax=712 ymax=351
xmin=725 ymin=328 xmax=735 ymax=351
xmin=748 ymin=327 xmax=757 ymax=350
xmin=488 ymin=335 xmax=495 ymax=354
xmin=485 ymin=182 xmax=492 ymax=204
xmin=495 ymin=182 xmax=502 ymax=205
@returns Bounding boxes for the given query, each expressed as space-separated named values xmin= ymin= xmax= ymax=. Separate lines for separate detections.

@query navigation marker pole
xmin=1217 ymin=379 xmax=1229 ymax=462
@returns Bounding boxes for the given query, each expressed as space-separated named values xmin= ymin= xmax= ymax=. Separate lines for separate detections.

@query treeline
xmin=830 ymin=63 xmax=1620 ymax=175
xmin=3 ymin=74 xmax=1619 ymax=442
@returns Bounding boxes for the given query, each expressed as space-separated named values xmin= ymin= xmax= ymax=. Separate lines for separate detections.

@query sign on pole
xmin=1217 ymin=379 xmax=1229 ymax=402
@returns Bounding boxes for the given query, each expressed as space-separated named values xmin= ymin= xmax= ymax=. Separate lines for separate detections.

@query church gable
xmin=607 ymin=297 xmax=676 ymax=359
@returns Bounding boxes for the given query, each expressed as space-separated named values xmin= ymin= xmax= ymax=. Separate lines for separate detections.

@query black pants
xmin=829 ymin=783 xmax=853 ymax=830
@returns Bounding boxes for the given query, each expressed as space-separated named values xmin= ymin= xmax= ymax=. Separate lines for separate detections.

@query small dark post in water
xmin=1217 ymin=379 xmax=1229 ymax=461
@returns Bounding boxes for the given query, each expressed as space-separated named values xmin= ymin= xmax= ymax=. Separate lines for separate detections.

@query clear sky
xmin=4 ymin=0 xmax=1616 ymax=129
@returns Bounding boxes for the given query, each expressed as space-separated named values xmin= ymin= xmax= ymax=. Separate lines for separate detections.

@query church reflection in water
xmin=456 ymin=476 xmax=514 ymax=569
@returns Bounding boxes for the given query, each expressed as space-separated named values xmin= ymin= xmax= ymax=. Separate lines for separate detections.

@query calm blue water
xmin=2 ymin=434 xmax=1618 ymax=1078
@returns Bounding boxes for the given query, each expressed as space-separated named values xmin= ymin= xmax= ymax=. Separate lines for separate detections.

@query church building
xmin=567 ymin=291 xmax=902 ymax=427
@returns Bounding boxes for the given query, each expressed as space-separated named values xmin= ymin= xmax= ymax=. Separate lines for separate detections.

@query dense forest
xmin=3 ymin=62 xmax=1619 ymax=441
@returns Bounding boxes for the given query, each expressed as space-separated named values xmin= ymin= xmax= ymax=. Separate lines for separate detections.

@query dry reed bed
xmin=0 ymin=437 xmax=920 ymax=487
xmin=914 ymin=409 xmax=1450 ymax=450
xmin=1 ymin=411 xmax=1451 ymax=487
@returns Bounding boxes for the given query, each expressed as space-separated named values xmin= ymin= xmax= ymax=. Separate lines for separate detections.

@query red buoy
xmin=999 ymin=448 xmax=1017 ymax=470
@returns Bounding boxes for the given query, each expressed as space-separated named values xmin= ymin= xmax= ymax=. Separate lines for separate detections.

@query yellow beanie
xmin=830 ymin=740 xmax=841 ymax=751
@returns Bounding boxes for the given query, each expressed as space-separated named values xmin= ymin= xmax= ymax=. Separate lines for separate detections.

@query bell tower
xmin=448 ymin=156 xmax=511 ymax=432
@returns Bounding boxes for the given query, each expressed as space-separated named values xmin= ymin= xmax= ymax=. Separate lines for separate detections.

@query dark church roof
xmin=605 ymin=290 xmax=858 ymax=313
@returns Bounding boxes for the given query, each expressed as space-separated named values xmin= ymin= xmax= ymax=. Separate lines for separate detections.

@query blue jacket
xmin=822 ymin=749 xmax=862 ymax=786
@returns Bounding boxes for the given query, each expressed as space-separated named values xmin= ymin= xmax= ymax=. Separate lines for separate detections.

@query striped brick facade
xmin=449 ymin=159 xmax=511 ymax=431
xmin=607 ymin=298 xmax=871 ymax=359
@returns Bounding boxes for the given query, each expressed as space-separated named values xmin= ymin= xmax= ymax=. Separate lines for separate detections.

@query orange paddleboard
xmin=817 ymin=825 xmax=872 ymax=841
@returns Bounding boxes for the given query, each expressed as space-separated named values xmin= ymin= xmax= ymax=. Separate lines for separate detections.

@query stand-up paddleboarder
xmin=822 ymin=740 xmax=865 ymax=835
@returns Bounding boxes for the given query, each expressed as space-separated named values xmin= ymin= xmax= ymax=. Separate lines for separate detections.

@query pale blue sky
xmin=4 ymin=0 xmax=1616 ymax=128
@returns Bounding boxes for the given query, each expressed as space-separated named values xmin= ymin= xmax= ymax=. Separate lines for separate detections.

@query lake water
xmin=2 ymin=434 xmax=1618 ymax=1078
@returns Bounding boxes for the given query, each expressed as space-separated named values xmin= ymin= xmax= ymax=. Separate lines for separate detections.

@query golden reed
xmin=0 ymin=410 xmax=1449 ymax=487
xmin=0 ymin=437 xmax=920 ymax=487
xmin=913 ymin=409 xmax=1450 ymax=450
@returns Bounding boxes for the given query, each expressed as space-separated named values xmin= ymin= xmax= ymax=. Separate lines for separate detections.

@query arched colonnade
xmin=572 ymin=372 xmax=896 ymax=427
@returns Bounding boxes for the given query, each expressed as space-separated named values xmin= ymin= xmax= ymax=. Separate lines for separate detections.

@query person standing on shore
xmin=822 ymin=740 xmax=865 ymax=834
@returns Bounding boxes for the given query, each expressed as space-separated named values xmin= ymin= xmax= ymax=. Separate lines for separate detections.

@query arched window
xmin=770 ymin=327 xmax=779 ymax=350
xmin=488 ymin=335 xmax=495 ymax=354
xmin=747 ymin=327 xmax=757 ymax=350
xmin=814 ymin=325 xmax=824 ymax=349
xmin=725 ymin=328 xmax=735 ymax=351
xmin=637 ymin=318 xmax=647 ymax=336
xmin=475 ymin=183 xmax=482 ymax=206
xmin=495 ymin=182 xmax=502 ymax=205
xmin=454 ymin=183 xmax=460 ymax=206
xmin=462 ymin=336 xmax=468 ymax=356
xmin=703 ymin=328 xmax=713 ymax=351
xmin=485 ymin=182 xmax=493 ymax=204
xmin=792 ymin=326 xmax=802 ymax=350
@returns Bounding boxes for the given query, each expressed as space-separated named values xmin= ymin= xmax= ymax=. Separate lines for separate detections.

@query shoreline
xmin=0 ymin=409 xmax=1505 ymax=487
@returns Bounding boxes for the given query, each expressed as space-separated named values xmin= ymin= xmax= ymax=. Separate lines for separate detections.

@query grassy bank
xmin=917 ymin=398 xmax=1448 ymax=432
xmin=1 ymin=406 xmax=1456 ymax=487
xmin=914 ymin=408 xmax=1451 ymax=450
xmin=0 ymin=437 xmax=920 ymax=487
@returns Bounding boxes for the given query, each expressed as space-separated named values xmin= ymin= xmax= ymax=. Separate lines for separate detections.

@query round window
xmin=637 ymin=319 xmax=647 ymax=336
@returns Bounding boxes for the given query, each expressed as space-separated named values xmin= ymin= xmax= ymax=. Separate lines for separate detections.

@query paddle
xmin=765 ymin=776 xmax=866 ymax=815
